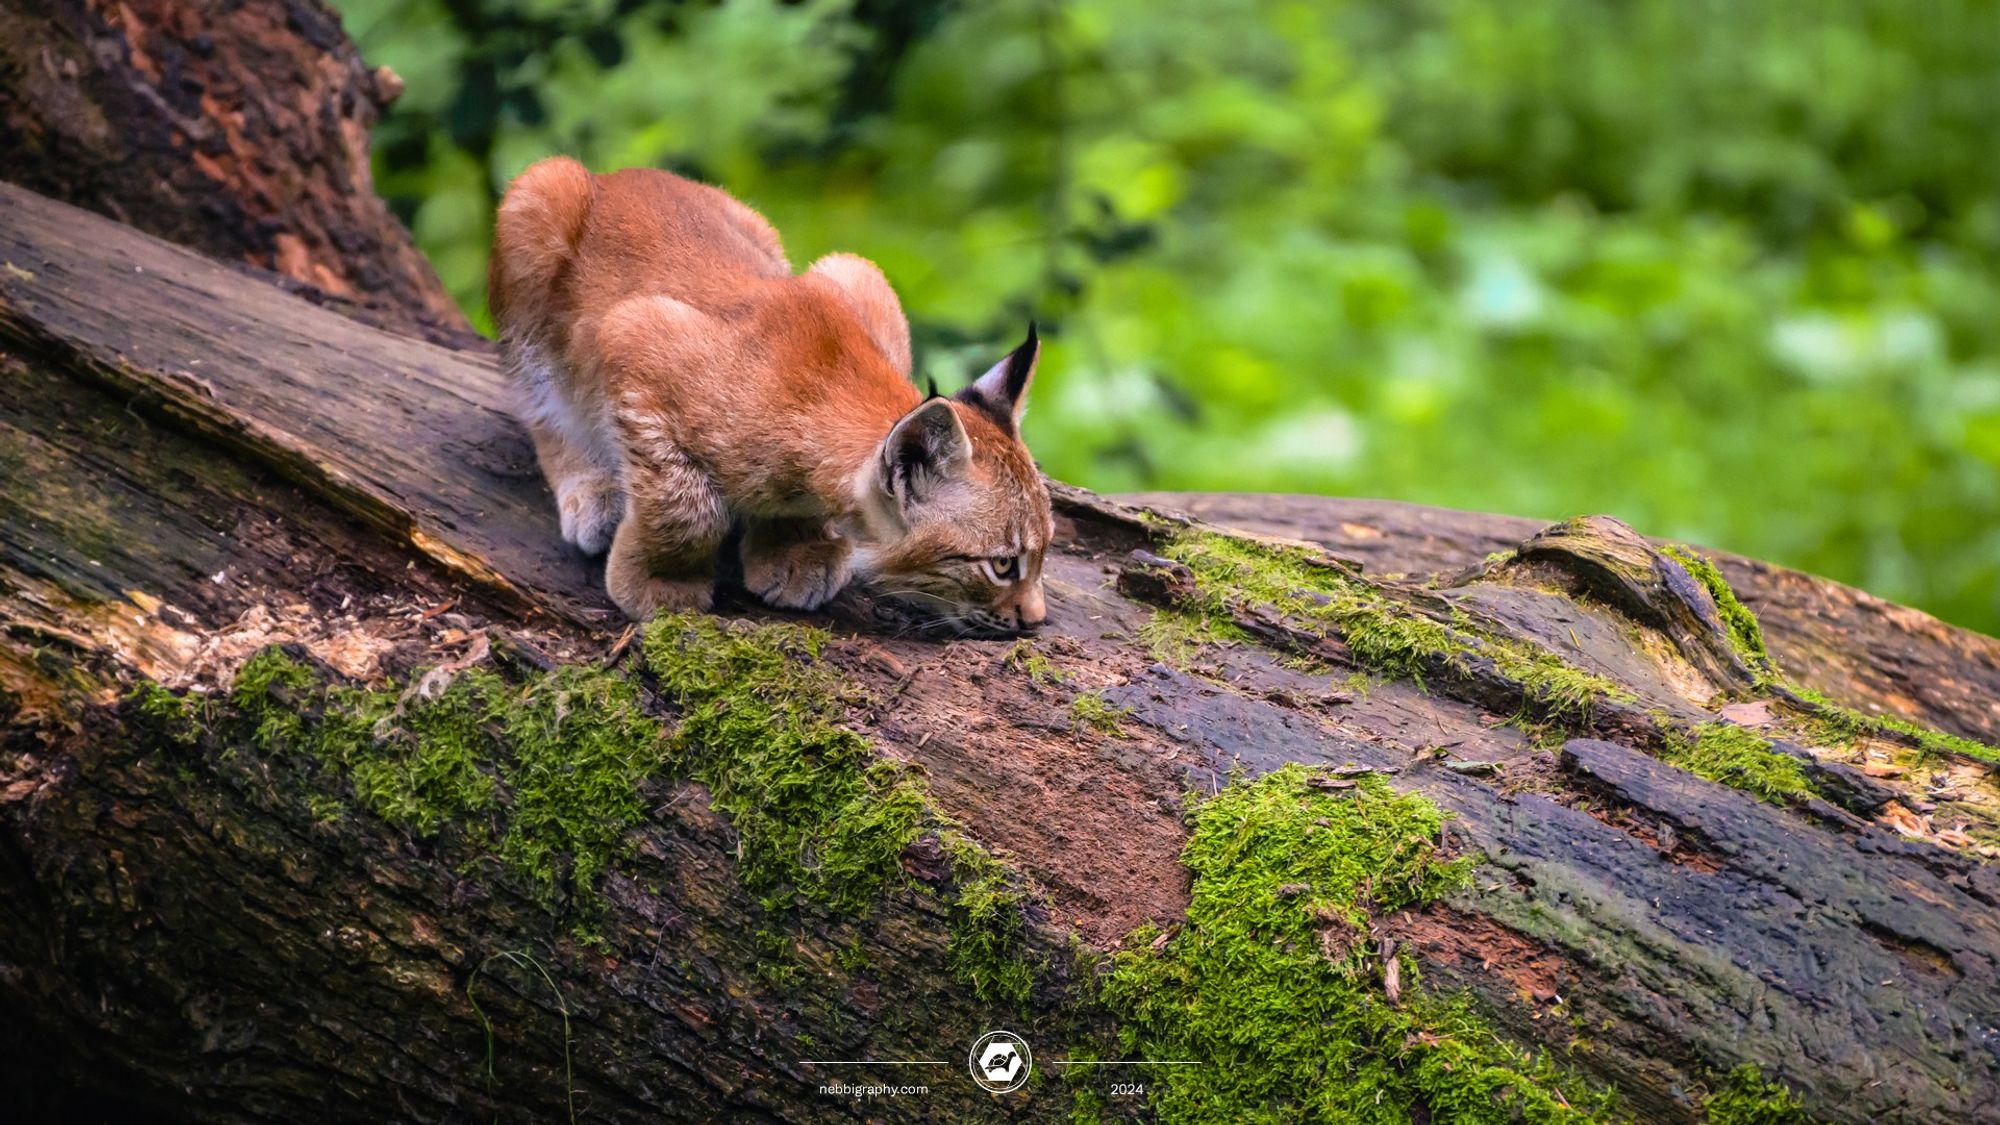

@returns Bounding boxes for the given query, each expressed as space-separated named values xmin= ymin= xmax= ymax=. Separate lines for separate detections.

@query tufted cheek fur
xmin=855 ymin=407 xmax=1053 ymax=632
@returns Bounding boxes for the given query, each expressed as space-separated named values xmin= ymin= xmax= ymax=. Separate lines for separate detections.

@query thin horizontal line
xmin=801 ymin=1060 xmax=949 ymax=1066
xmin=1053 ymin=1060 xmax=1201 ymax=1066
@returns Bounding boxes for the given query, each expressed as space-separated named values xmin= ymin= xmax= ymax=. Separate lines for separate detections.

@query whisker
xmin=858 ymin=580 xmax=1017 ymax=639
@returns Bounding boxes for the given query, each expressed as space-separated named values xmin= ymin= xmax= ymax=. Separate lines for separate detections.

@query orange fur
xmin=490 ymin=159 xmax=1051 ymax=633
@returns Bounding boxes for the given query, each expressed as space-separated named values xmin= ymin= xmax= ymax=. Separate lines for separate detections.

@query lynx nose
xmin=1011 ymin=588 xmax=1047 ymax=632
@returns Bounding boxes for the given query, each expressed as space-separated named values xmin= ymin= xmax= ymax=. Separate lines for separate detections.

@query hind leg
xmin=604 ymin=440 xmax=729 ymax=619
xmin=508 ymin=339 xmax=624 ymax=554
xmin=528 ymin=417 xmax=623 ymax=555
xmin=492 ymin=158 xmax=622 ymax=550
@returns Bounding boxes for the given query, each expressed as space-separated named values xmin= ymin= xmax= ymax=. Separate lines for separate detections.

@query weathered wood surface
xmin=1129 ymin=492 xmax=2000 ymax=748
xmin=0 ymin=0 xmax=470 ymax=341
xmin=0 ymin=178 xmax=602 ymax=626
xmin=4 ymin=182 xmax=2000 ymax=1123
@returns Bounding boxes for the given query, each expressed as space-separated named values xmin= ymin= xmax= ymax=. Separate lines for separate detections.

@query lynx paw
xmin=606 ymin=572 xmax=713 ymax=620
xmin=743 ymin=537 xmax=852 ymax=611
xmin=557 ymin=476 xmax=623 ymax=555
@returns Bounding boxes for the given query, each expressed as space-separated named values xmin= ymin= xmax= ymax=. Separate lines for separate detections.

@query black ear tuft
xmin=954 ymin=321 xmax=1040 ymax=434
xmin=925 ymin=375 xmax=940 ymax=400
xmin=1003 ymin=321 xmax=1037 ymax=400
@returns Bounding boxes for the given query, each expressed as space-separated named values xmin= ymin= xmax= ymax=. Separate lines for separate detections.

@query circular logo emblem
xmin=968 ymin=1029 xmax=1032 ymax=1093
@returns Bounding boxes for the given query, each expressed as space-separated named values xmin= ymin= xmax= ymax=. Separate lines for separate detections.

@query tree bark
xmin=0 ymin=0 xmax=471 ymax=342
xmin=1127 ymin=493 xmax=2000 ymax=750
xmin=5 ymin=179 xmax=2000 ymax=1124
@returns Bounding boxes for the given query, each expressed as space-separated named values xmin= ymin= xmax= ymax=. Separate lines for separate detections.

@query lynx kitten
xmin=489 ymin=159 xmax=1050 ymax=634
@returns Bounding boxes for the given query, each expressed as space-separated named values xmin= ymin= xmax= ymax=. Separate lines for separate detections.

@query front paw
xmin=557 ymin=477 xmax=623 ymax=555
xmin=743 ymin=539 xmax=851 ymax=611
xmin=606 ymin=572 xmax=713 ymax=620
xmin=605 ymin=535 xmax=713 ymax=620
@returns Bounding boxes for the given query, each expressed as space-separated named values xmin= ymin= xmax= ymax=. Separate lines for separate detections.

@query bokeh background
xmin=333 ymin=0 xmax=2000 ymax=636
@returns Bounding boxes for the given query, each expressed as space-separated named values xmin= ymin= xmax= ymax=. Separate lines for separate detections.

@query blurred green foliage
xmin=336 ymin=0 xmax=2000 ymax=635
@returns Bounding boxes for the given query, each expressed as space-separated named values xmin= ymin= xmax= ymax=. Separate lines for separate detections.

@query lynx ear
xmin=878 ymin=398 xmax=971 ymax=508
xmin=955 ymin=322 xmax=1039 ymax=433
xmin=809 ymin=253 xmax=912 ymax=375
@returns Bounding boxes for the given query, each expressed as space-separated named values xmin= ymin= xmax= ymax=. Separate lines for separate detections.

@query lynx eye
xmin=982 ymin=555 xmax=1021 ymax=583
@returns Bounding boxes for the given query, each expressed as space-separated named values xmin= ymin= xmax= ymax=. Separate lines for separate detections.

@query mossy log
xmin=5 ymin=179 xmax=2000 ymax=1124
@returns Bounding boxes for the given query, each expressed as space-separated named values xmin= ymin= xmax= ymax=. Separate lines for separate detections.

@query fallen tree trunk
xmin=1129 ymin=494 xmax=2000 ymax=751
xmin=5 ymin=180 xmax=2000 ymax=1124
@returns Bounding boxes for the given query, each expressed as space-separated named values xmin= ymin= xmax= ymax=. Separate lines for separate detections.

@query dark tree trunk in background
xmin=0 ymin=0 xmax=470 ymax=341
xmin=4 ymin=8 xmax=2000 ymax=1125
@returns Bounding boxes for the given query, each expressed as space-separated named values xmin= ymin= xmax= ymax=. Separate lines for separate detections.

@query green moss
xmin=230 ymin=645 xmax=315 ymax=701
xmin=229 ymin=646 xmax=318 ymax=750
xmin=1071 ymin=689 xmax=1132 ymax=736
xmin=1070 ymin=1084 xmax=1109 ymax=1124
xmin=321 ymin=672 xmax=504 ymax=837
xmin=1794 ymin=695 xmax=1868 ymax=745
xmin=1489 ymin=641 xmax=1634 ymax=717
xmin=1164 ymin=532 xmax=1453 ymax=683
xmin=1005 ymin=639 xmax=1066 ymax=686
xmin=127 ymin=679 xmax=201 ymax=748
xmin=644 ymin=614 xmax=923 ymax=912
xmin=943 ymin=833 xmax=1036 ymax=1006
xmin=131 ymin=677 xmax=195 ymax=721
xmin=1793 ymin=685 xmax=2000 ymax=767
xmin=833 ymin=935 xmax=870 ymax=974
xmin=1139 ymin=609 xmax=1249 ymax=666
xmin=753 ymin=928 xmax=806 ymax=989
xmin=222 ymin=649 xmax=669 ymax=919
xmin=305 ymin=791 xmax=346 ymax=823
xmin=149 ymin=616 xmax=1043 ymax=1004
xmin=1876 ymin=714 xmax=2000 ymax=766
xmin=1656 ymin=551 xmax=2000 ymax=767
xmin=1661 ymin=723 xmax=1817 ymax=806
xmin=496 ymin=668 xmax=667 ymax=904
xmin=1702 ymin=1064 xmax=1810 ymax=1124
xmin=1661 ymin=545 xmax=1773 ymax=675
xmin=1157 ymin=530 xmax=1630 ymax=717
xmin=642 ymin=614 xmax=1038 ymax=1002
xmin=1100 ymin=764 xmax=1618 ymax=1123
